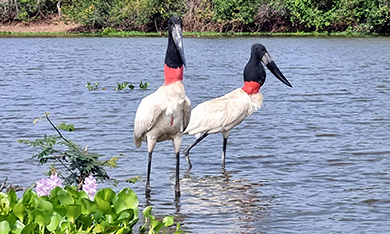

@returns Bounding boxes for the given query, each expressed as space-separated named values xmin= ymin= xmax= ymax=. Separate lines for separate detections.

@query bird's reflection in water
xmin=176 ymin=170 xmax=269 ymax=233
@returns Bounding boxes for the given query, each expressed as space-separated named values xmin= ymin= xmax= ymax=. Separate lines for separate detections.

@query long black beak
xmin=262 ymin=52 xmax=292 ymax=87
xmin=172 ymin=23 xmax=186 ymax=67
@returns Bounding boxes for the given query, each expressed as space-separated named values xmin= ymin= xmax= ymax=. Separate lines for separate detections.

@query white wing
xmin=184 ymin=89 xmax=251 ymax=135
xmin=183 ymin=95 xmax=191 ymax=131
xmin=133 ymin=90 xmax=165 ymax=148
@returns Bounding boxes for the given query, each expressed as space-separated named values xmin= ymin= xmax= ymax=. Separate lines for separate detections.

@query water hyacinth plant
xmin=82 ymin=175 xmax=97 ymax=200
xmin=85 ymin=82 xmax=99 ymax=91
xmin=115 ymin=81 xmax=133 ymax=90
xmin=12 ymin=113 xmax=182 ymax=233
xmin=0 ymin=186 xmax=182 ymax=233
xmin=139 ymin=81 xmax=149 ymax=90
xmin=36 ymin=174 xmax=62 ymax=197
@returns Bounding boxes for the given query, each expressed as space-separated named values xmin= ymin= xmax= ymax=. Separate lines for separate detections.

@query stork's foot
xmin=175 ymin=189 xmax=181 ymax=198
xmin=145 ymin=184 xmax=151 ymax=196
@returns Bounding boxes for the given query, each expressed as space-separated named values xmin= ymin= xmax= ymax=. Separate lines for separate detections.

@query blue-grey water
xmin=1 ymin=36 xmax=390 ymax=233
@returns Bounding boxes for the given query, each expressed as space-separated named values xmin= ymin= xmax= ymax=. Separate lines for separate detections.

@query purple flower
xmin=35 ymin=174 xmax=62 ymax=197
xmin=36 ymin=178 xmax=50 ymax=196
xmin=47 ymin=174 xmax=62 ymax=189
xmin=83 ymin=175 xmax=97 ymax=200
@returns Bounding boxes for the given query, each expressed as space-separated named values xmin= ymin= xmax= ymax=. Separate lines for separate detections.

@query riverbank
xmin=0 ymin=16 xmax=80 ymax=33
xmin=0 ymin=17 xmax=384 ymax=37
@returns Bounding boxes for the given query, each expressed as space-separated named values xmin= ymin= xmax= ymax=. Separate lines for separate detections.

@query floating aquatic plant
xmin=85 ymin=82 xmax=99 ymax=91
xmin=0 ymin=186 xmax=182 ymax=233
xmin=139 ymin=81 xmax=149 ymax=90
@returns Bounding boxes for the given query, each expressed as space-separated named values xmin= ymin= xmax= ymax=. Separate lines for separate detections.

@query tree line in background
xmin=0 ymin=0 xmax=389 ymax=33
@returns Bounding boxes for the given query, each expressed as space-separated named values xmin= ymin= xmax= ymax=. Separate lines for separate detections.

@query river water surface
xmin=1 ymin=36 xmax=390 ymax=233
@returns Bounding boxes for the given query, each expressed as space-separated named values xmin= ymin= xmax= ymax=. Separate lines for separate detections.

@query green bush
xmin=1 ymin=0 xmax=390 ymax=34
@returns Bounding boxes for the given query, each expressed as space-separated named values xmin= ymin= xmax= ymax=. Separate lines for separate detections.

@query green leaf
xmin=113 ymin=188 xmax=138 ymax=214
xmin=60 ymin=220 xmax=70 ymax=233
xmin=95 ymin=188 xmax=115 ymax=204
xmin=0 ymin=220 xmax=10 ymax=234
xmin=58 ymin=190 xmax=73 ymax=205
xmin=94 ymin=196 xmax=112 ymax=214
xmin=117 ymin=209 xmax=133 ymax=221
xmin=142 ymin=206 xmax=153 ymax=220
xmin=57 ymin=122 xmax=75 ymax=132
xmin=65 ymin=204 xmax=82 ymax=222
xmin=13 ymin=202 xmax=26 ymax=221
xmin=112 ymin=199 xmax=127 ymax=214
xmin=21 ymin=223 xmax=37 ymax=234
xmin=151 ymin=219 xmax=163 ymax=233
xmin=78 ymin=215 xmax=94 ymax=228
xmin=21 ymin=189 xmax=36 ymax=207
xmin=0 ymin=193 xmax=10 ymax=215
xmin=93 ymin=223 xmax=103 ymax=233
xmin=32 ymin=209 xmax=51 ymax=226
xmin=163 ymin=216 xmax=174 ymax=227
xmin=174 ymin=222 xmax=183 ymax=234
xmin=7 ymin=190 xmax=18 ymax=208
xmin=125 ymin=176 xmax=141 ymax=184
xmin=115 ymin=227 xmax=126 ymax=234
xmin=46 ymin=214 xmax=61 ymax=232
xmin=13 ymin=220 xmax=25 ymax=234
xmin=76 ymin=198 xmax=96 ymax=215
xmin=37 ymin=199 xmax=54 ymax=214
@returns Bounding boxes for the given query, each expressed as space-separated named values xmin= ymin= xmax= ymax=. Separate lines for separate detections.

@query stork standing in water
xmin=183 ymin=43 xmax=292 ymax=170
xmin=133 ymin=16 xmax=190 ymax=197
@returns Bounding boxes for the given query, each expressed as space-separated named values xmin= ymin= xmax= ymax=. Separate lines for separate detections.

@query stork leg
xmin=146 ymin=151 xmax=153 ymax=195
xmin=221 ymin=131 xmax=230 ymax=169
xmin=173 ymin=135 xmax=182 ymax=198
xmin=184 ymin=133 xmax=208 ymax=170
xmin=146 ymin=138 xmax=156 ymax=196
xmin=175 ymin=152 xmax=180 ymax=198
xmin=221 ymin=137 xmax=228 ymax=169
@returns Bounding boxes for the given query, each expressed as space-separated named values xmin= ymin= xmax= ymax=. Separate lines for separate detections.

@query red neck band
xmin=242 ymin=81 xmax=261 ymax=94
xmin=164 ymin=64 xmax=184 ymax=85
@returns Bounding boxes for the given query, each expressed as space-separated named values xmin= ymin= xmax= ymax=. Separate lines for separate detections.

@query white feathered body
xmin=184 ymin=88 xmax=263 ymax=137
xmin=134 ymin=81 xmax=191 ymax=148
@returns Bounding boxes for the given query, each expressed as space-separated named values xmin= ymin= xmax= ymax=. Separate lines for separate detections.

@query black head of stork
xmin=165 ymin=15 xmax=186 ymax=68
xmin=244 ymin=43 xmax=292 ymax=87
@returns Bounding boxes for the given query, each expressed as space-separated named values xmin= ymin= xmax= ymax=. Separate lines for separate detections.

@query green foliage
xmin=0 ymin=0 xmax=58 ymax=22
xmin=57 ymin=122 xmax=75 ymax=132
xmin=141 ymin=207 xmax=182 ymax=234
xmin=18 ymin=114 xmax=114 ymax=187
xmin=61 ymin=0 xmax=186 ymax=31
xmin=115 ymin=81 xmax=133 ymax=90
xmin=115 ymin=81 xmax=150 ymax=91
xmin=85 ymin=82 xmax=99 ymax=91
xmin=212 ymin=0 xmax=260 ymax=24
xmin=1 ymin=0 xmax=390 ymax=33
xmin=270 ymin=0 xmax=390 ymax=33
xmin=139 ymin=81 xmax=149 ymax=90
xmin=61 ymin=0 xmax=112 ymax=29
xmin=0 ymin=187 xmax=181 ymax=233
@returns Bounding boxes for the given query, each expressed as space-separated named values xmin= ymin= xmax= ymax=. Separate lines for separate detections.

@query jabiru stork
xmin=133 ymin=16 xmax=190 ymax=197
xmin=183 ymin=43 xmax=292 ymax=170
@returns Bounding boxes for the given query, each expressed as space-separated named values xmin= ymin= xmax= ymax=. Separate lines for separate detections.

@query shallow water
xmin=1 ymin=36 xmax=390 ymax=233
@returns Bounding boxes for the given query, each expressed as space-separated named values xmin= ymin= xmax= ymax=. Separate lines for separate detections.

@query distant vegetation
xmin=1 ymin=0 xmax=389 ymax=34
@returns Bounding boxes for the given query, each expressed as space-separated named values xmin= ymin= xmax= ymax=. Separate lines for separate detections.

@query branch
xmin=45 ymin=113 xmax=70 ymax=144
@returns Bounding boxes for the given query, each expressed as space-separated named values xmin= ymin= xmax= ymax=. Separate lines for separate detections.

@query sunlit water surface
xmin=1 ymin=36 xmax=390 ymax=233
